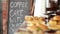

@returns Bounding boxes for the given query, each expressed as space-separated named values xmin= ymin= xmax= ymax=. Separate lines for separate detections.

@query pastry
xmin=49 ymin=20 xmax=57 ymax=26
xmin=25 ymin=16 xmax=33 ymax=21
xmin=27 ymin=26 xmax=37 ymax=31
xmin=38 ymin=17 xmax=45 ymax=25
xmin=38 ymin=23 xmax=48 ymax=31
xmin=39 ymin=17 xmax=45 ymax=21
xmin=53 ymin=15 xmax=60 ymax=20
xmin=33 ymin=16 xmax=38 ymax=20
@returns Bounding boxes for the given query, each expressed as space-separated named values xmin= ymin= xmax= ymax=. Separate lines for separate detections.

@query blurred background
xmin=1 ymin=0 xmax=60 ymax=34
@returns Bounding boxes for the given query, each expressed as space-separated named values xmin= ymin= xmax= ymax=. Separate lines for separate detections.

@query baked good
xmin=48 ymin=19 xmax=60 ymax=30
xmin=27 ymin=26 xmax=37 ymax=31
xmin=53 ymin=15 xmax=60 ymax=20
xmin=25 ymin=16 xmax=33 ymax=21
xmin=39 ymin=17 xmax=45 ymax=21
xmin=38 ymin=23 xmax=48 ymax=31
xmin=49 ymin=20 xmax=57 ymax=26
xmin=25 ymin=16 xmax=48 ymax=31
xmin=33 ymin=16 xmax=38 ymax=20
xmin=38 ymin=17 xmax=45 ymax=25
xmin=48 ymin=26 xmax=59 ymax=30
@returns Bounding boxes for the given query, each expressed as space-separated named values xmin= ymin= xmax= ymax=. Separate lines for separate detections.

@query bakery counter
xmin=14 ymin=27 xmax=60 ymax=34
xmin=14 ymin=15 xmax=60 ymax=34
xmin=14 ymin=28 xmax=60 ymax=34
xmin=14 ymin=22 xmax=60 ymax=34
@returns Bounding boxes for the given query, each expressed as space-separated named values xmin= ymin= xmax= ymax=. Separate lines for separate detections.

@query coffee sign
xmin=9 ymin=0 xmax=30 ymax=34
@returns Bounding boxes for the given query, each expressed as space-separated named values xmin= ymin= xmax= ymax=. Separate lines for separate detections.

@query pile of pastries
xmin=25 ymin=16 xmax=48 ymax=31
xmin=48 ymin=15 xmax=60 ymax=30
xmin=14 ymin=15 xmax=60 ymax=34
xmin=25 ymin=15 xmax=60 ymax=31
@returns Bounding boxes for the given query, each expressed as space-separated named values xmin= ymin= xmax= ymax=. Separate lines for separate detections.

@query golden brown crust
xmin=25 ymin=16 xmax=33 ymax=21
xmin=53 ymin=15 xmax=60 ymax=20
xmin=25 ymin=16 xmax=48 ymax=31
xmin=48 ymin=15 xmax=60 ymax=30
xmin=33 ymin=16 xmax=38 ymax=20
xmin=27 ymin=23 xmax=48 ymax=31
xmin=38 ymin=24 xmax=48 ymax=31
xmin=27 ymin=26 xmax=37 ymax=31
xmin=39 ymin=17 xmax=45 ymax=21
xmin=49 ymin=20 xmax=57 ymax=26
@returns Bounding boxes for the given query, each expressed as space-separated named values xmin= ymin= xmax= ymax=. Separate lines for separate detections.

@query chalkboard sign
xmin=9 ymin=0 xmax=30 ymax=34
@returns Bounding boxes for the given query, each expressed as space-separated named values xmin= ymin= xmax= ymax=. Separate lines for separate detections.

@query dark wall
xmin=58 ymin=0 xmax=60 ymax=5
xmin=9 ymin=0 xmax=30 ymax=34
